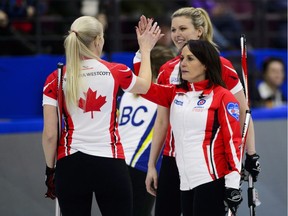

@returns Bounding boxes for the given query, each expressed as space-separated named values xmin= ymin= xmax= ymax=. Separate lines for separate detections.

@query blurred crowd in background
xmin=0 ymin=0 xmax=287 ymax=108
xmin=0 ymin=0 xmax=286 ymax=55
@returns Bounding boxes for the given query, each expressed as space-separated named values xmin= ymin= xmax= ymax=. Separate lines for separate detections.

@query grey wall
xmin=0 ymin=119 xmax=287 ymax=216
xmin=0 ymin=133 xmax=100 ymax=215
xmin=237 ymin=119 xmax=287 ymax=216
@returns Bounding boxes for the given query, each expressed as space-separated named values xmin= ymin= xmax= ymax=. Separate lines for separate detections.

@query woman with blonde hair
xmin=42 ymin=16 xmax=162 ymax=216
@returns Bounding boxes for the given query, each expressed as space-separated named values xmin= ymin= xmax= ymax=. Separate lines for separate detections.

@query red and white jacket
xmin=43 ymin=59 xmax=137 ymax=160
xmin=134 ymin=52 xmax=243 ymax=157
xmin=142 ymin=80 xmax=242 ymax=190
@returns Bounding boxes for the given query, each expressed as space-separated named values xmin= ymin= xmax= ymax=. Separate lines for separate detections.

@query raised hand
xmin=138 ymin=15 xmax=148 ymax=35
xmin=136 ymin=19 xmax=163 ymax=53
xmin=138 ymin=15 xmax=158 ymax=35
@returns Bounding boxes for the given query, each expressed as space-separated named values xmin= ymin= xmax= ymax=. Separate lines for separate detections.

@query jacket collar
xmin=176 ymin=80 xmax=214 ymax=97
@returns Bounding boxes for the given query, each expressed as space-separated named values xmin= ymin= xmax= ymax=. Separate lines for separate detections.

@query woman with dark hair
xmin=255 ymin=57 xmax=286 ymax=107
xmin=142 ymin=39 xmax=243 ymax=216
xmin=134 ymin=8 xmax=260 ymax=216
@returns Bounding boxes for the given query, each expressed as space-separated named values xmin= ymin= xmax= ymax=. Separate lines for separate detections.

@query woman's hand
xmin=136 ymin=18 xmax=163 ymax=53
xmin=145 ymin=166 xmax=158 ymax=196
xmin=137 ymin=15 xmax=148 ymax=35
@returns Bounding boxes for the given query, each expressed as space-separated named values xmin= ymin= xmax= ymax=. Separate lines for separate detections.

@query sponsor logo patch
xmin=174 ymin=99 xmax=183 ymax=106
xmin=197 ymin=99 xmax=206 ymax=106
xmin=170 ymin=77 xmax=180 ymax=84
xmin=192 ymin=99 xmax=206 ymax=112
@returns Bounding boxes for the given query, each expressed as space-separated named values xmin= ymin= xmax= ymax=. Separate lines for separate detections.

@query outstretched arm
xmin=130 ymin=19 xmax=163 ymax=94
xmin=133 ymin=15 xmax=153 ymax=76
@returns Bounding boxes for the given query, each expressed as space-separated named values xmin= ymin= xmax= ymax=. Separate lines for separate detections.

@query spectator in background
xmin=0 ymin=0 xmax=36 ymax=33
xmin=254 ymin=57 xmax=287 ymax=107
xmin=118 ymin=45 xmax=175 ymax=216
xmin=0 ymin=0 xmax=38 ymax=55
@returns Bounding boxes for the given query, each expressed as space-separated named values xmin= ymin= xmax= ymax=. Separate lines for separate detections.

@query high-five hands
xmin=136 ymin=16 xmax=164 ymax=52
xmin=138 ymin=15 xmax=149 ymax=35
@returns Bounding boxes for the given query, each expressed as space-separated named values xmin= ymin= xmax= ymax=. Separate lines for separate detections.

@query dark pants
xmin=128 ymin=166 xmax=155 ymax=216
xmin=181 ymin=178 xmax=226 ymax=216
xmin=155 ymin=156 xmax=181 ymax=216
xmin=55 ymin=152 xmax=133 ymax=216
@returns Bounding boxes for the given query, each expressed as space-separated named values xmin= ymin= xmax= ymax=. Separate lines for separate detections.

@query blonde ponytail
xmin=63 ymin=16 xmax=103 ymax=112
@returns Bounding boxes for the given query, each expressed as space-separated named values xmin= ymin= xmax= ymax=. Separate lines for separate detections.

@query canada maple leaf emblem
xmin=78 ymin=88 xmax=107 ymax=118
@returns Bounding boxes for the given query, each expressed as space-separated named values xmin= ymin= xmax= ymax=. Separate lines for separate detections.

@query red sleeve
xmin=133 ymin=61 xmax=140 ymax=76
xmin=220 ymin=57 xmax=241 ymax=91
xmin=43 ymin=69 xmax=58 ymax=101
xmin=141 ymin=83 xmax=174 ymax=108
xmin=218 ymin=88 xmax=242 ymax=173
xmin=117 ymin=64 xmax=135 ymax=90
xmin=105 ymin=61 xmax=136 ymax=91
xmin=156 ymin=56 xmax=180 ymax=85
xmin=156 ymin=70 xmax=166 ymax=85
xmin=156 ymin=63 xmax=171 ymax=85
xmin=133 ymin=51 xmax=141 ymax=76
